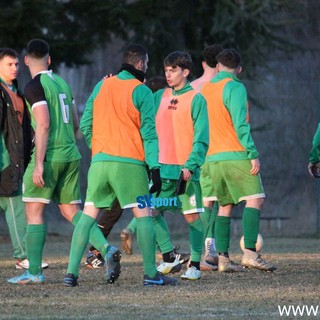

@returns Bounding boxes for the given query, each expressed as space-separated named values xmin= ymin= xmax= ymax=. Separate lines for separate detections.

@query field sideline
xmin=0 ymin=234 xmax=319 ymax=320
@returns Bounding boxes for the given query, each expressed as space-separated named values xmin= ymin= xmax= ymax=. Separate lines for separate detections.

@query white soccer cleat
xmin=157 ymin=258 xmax=181 ymax=275
xmin=181 ymin=266 xmax=201 ymax=280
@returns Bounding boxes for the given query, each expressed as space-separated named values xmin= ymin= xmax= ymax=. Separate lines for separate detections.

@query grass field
xmin=0 ymin=234 xmax=319 ymax=320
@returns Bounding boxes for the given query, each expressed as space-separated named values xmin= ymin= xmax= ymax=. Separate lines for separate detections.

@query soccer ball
xmin=240 ymin=233 xmax=263 ymax=253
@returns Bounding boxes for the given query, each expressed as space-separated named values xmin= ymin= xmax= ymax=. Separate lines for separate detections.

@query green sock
xmin=71 ymin=210 xmax=82 ymax=225
xmin=208 ymin=202 xmax=218 ymax=238
xmin=215 ymin=216 xmax=231 ymax=253
xmin=242 ymin=207 xmax=260 ymax=249
xmin=88 ymin=223 xmax=109 ymax=256
xmin=26 ymin=224 xmax=46 ymax=275
xmin=67 ymin=214 xmax=96 ymax=276
xmin=200 ymin=207 xmax=211 ymax=240
xmin=136 ymin=216 xmax=157 ymax=277
xmin=127 ymin=217 xmax=137 ymax=235
xmin=71 ymin=210 xmax=109 ymax=256
xmin=152 ymin=214 xmax=174 ymax=254
xmin=188 ymin=218 xmax=203 ymax=263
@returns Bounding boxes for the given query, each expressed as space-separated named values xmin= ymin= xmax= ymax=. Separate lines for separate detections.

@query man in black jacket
xmin=0 ymin=48 xmax=47 ymax=269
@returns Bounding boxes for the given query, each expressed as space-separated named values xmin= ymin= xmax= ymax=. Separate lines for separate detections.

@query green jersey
xmin=24 ymin=70 xmax=81 ymax=162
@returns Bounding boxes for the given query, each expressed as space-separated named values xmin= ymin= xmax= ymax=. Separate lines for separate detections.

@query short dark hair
xmin=122 ymin=44 xmax=148 ymax=66
xmin=145 ymin=75 xmax=167 ymax=93
xmin=163 ymin=51 xmax=192 ymax=71
xmin=216 ymin=49 xmax=242 ymax=69
xmin=0 ymin=48 xmax=18 ymax=60
xmin=27 ymin=39 xmax=49 ymax=59
xmin=202 ymin=44 xmax=224 ymax=68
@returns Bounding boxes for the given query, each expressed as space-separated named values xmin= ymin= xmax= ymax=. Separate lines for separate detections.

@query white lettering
xmin=59 ymin=93 xmax=70 ymax=123
xmin=278 ymin=305 xmax=319 ymax=317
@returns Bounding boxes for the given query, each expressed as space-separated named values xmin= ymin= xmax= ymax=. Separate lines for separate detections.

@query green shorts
xmin=23 ymin=160 xmax=81 ymax=204
xmin=206 ymin=160 xmax=265 ymax=206
xmin=200 ymin=162 xmax=218 ymax=202
xmin=85 ymin=162 xmax=149 ymax=209
xmin=156 ymin=179 xmax=204 ymax=215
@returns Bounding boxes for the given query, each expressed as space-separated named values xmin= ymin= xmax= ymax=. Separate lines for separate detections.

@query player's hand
xmin=149 ymin=168 xmax=162 ymax=197
xmin=33 ymin=164 xmax=45 ymax=188
xmin=308 ymin=162 xmax=320 ymax=178
xmin=182 ymin=168 xmax=192 ymax=181
xmin=250 ymin=158 xmax=260 ymax=175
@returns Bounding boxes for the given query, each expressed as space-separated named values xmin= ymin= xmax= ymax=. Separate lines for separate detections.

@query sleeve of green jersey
xmin=184 ymin=93 xmax=209 ymax=172
xmin=133 ymin=84 xmax=160 ymax=169
xmin=225 ymin=82 xmax=259 ymax=159
xmin=80 ymin=81 xmax=103 ymax=148
xmin=309 ymin=123 xmax=320 ymax=163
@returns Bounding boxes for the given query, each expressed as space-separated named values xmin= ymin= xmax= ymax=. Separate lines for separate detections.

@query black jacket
xmin=0 ymin=80 xmax=33 ymax=196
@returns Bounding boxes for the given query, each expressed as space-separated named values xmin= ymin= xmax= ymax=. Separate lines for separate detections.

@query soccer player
xmin=191 ymin=44 xmax=224 ymax=91
xmin=85 ymin=74 xmax=188 ymax=268
xmin=65 ymin=44 xmax=177 ymax=286
xmin=152 ymin=51 xmax=209 ymax=280
xmin=87 ymin=75 xmax=168 ymax=266
xmin=191 ymin=44 xmax=223 ymax=271
xmin=7 ymin=39 xmax=105 ymax=284
xmin=200 ymin=48 xmax=276 ymax=272
xmin=0 ymin=48 xmax=48 ymax=270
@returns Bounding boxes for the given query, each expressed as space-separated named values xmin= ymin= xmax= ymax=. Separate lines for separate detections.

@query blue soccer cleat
xmin=63 ymin=273 xmax=79 ymax=287
xmin=143 ymin=272 xmax=178 ymax=286
xmin=104 ymin=246 xmax=121 ymax=283
xmin=7 ymin=270 xmax=45 ymax=285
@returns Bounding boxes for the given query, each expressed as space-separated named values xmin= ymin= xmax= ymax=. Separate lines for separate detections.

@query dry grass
xmin=0 ymin=235 xmax=319 ymax=320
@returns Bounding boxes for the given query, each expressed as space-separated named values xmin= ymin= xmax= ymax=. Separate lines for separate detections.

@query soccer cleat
xmin=143 ymin=272 xmax=177 ymax=286
xmin=205 ymin=254 xmax=219 ymax=266
xmin=241 ymin=249 xmax=277 ymax=272
xmin=218 ymin=255 xmax=244 ymax=273
xmin=204 ymin=238 xmax=219 ymax=266
xmin=173 ymin=246 xmax=190 ymax=265
xmin=16 ymin=259 xmax=49 ymax=270
xmin=157 ymin=258 xmax=181 ymax=275
xmin=200 ymin=260 xmax=218 ymax=271
xmin=104 ymin=246 xmax=121 ymax=283
xmin=120 ymin=228 xmax=133 ymax=255
xmin=7 ymin=270 xmax=45 ymax=284
xmin=181 ymin=266 xmax=201 ymax=280
xmin=63 ymin=273 xmax=79 ymax=287
xmin=85 ymin=249 xmax=104 ymax=269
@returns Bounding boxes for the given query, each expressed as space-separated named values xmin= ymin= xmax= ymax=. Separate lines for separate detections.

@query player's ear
xmin=24 ymin=56 xmax=29 ymax=66
xmin=183 ymin=69 xmax=190 ymax=78
xmin=135 ymin=59 xmax=143 ymax=71
xmin=47 ymin=55 xmax=51 ymax=67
